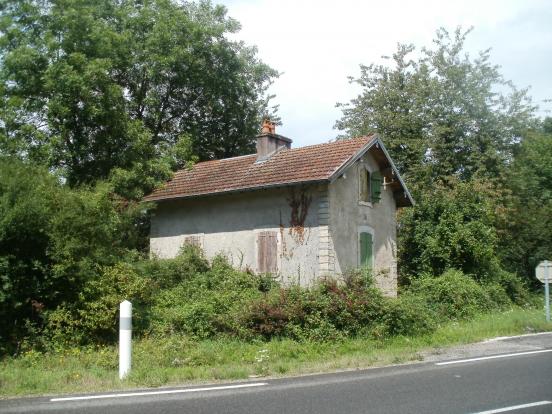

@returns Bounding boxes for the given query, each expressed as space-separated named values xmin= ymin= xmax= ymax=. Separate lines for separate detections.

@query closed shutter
xmin=258 ymin=231 xmax=278 ymax=274
xmin=360 ymin=232 xmax=373 ymax=268
xmin=370 ymin=171 xmax=383 ymax=202
xmin=184 ymin=235 xmax=201 ymax=248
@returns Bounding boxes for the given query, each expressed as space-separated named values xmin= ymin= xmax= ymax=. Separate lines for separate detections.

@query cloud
xmin=220 ymin=0 xmax=552 ymax=146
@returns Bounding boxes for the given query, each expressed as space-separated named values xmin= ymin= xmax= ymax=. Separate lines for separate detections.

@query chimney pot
xmin=256 ymin=119 xmax=292 ymax=162
xmin=261 ymin=119 xmax=276 ymax=134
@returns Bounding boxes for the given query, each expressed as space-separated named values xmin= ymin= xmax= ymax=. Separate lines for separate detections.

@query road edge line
xmin=49 ymin=382 xmax=268 ymax=402
xmin=435 ymin=349 xmax=552 ymax=366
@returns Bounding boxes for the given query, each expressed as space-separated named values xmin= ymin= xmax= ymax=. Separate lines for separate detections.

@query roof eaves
xmin=143 ymin=178 xmax=329 ymax=203
xmin=377 ymin=138 xmax=415 ymax=206
xmin=328 ymin=136 xmax=378 ymax=182
xmin=328 ymin=135 xmax=415 ymax=206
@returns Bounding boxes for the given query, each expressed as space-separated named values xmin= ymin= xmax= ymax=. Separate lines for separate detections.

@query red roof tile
xmin=144 ymin=135 xmax=376 ymax=202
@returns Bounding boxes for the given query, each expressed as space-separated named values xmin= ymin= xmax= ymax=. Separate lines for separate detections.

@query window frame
xmin=358 ymin=163 xmax=383 ymax=205
xmin=358 ymin=165 xmax=373 ymax=207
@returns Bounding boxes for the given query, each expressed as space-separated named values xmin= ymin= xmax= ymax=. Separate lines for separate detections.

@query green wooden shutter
xmin=370 ymin=171 xmax=382 ymax=202
xmin=360 ymin=232 xmax=373 ymax=268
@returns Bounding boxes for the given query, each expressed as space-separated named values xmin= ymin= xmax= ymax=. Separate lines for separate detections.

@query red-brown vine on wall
xmin=287 ymin=186 xmax=312 ymax=244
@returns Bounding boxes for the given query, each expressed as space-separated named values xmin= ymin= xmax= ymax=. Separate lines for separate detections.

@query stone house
xmin=144 ymin=121 xmax=413 ymax=296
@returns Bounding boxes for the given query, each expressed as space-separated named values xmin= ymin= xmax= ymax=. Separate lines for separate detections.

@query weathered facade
xmin=146 ymin=121 xmax=413 ymax=296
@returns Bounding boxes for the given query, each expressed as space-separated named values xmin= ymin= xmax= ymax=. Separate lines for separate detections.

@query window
xmin=257 ymin=231 xmax=278 ymax=274
xmin=359 ymin=167 xmax=383 ymax=203
xmin=359 ymin=167 xmax=370 ymax=202
xmin=184 ymin=234 xmax=203 ymax=248
xmin=359 ymin=231 xmax=373 ymax=269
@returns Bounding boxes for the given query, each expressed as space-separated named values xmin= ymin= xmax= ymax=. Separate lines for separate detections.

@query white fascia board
xmin=328 ymin=135 xmax=415 ymax=206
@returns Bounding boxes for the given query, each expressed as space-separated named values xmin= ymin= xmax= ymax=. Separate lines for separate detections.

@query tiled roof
xmin=144 ymin=135 xmax=376 ymax=202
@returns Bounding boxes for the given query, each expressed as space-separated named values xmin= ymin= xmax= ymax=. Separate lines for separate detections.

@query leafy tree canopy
xmin=0 ymin=0 xmax=277 ymax=196
xmin=498 ymin=123 xmax=552 ymax=279
xmin=397 ymin=179 xmax=503 ymax=281
xmin=336 ymin=27 xmax=538 ymax=188
xmin=0 ymin=157 xmax=146 ymax=351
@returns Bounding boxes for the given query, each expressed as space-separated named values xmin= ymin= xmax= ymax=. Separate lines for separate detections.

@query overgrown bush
xmin=406 ymin=269 xmax=506 ymax=321
xmin=243 ymin=269 xmax=387 ymax=341
xmin=135 ymin=245 xmax=210 ymax=289
xmin=43 ymin=263 xmax=155 ymax=348
xmin=398 ymin=180 xmax=503 ymax=284
xmin=493 ymin=270 xmax=530 ymax=306
xmin=5 ymin=231 xmax=530 ymax=353
xmin=380 ymin=294 xmax=437 ymax=337
xmin=0 ymin=159 xmax=146 ymax=353
xmin=149 ymin=253 xmax=264 ymax=339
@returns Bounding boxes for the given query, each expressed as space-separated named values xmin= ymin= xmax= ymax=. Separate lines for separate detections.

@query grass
xmin=1 ymin=307 xmax=551 ymax=398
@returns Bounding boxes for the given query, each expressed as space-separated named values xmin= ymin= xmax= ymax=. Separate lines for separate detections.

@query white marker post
xmin=119 ymin=300 xmax=132 ymax=379
xmin=536 ymin=261 xmax=552 ymax=322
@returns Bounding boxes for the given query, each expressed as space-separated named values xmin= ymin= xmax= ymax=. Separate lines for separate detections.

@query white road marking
xmin=49 ymin=382 xmax=268 ymax=402
xmin=470 ymin=400 xmax=552 ymax=413
xmin=483 ymin=331 xmax=552 ymax=343
xmin=435 ymin=349 xmax=552 ymax=366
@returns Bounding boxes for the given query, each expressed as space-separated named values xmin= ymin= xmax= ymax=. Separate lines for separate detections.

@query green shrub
xmin=244 ymin=272 xmax=386 ymax=341
xmin=285 ymin=312 xmax=345 ymax=342
xmin=135 ymin=244 xmax=210 ymax=289
xmin=0 ymin=159 xmax=150 ymax=354
xmin=398 ymin=180 xmax=502 ymax=283
xmin=407 ymin=269 xmax=492 ymax=320
xmin=43 ymin=263 xmax=154 ymax=347
xmin=494 ymin=270 xmax=530 ymax=306
xmin=244 ymin=287 xmax=303 ymax=340
xmin=381 ymin=294 xmax=437 ymax=337
xmin=481 ymin=283 xmax=511 ymax=310
xmin=314 ymin=275 xmax=386 ymax=335
xmin=149 ymin=254 xmax=263 ymax=339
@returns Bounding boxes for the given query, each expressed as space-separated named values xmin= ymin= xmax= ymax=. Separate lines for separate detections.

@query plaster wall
xmin=150 ymin=186 xmax=321 ymax=286
xmin=328 ymin=149 xmax=398 ymax=296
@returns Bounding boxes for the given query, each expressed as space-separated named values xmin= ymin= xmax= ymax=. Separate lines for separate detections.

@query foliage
xmin=2 ymin=224 xmax=529 ymax=354
xmin=0 ymin=0 xmax=277 ymax=197
xmin=336 ymin=27 xmax=537 ymax=187
xmin=43 ymin=263 xmax=154 ymax=347
xmin=0 ymin=158 xmax=144 ymax=353
xmin=493 ymin=270 xmax=531 ymax=306
xmin=0 ymin=159 xmax=59 ymax=352
xmin=149 ymin=253 xmax=264 ymax=339
xmin=405 ymin=269 xmax=507 ymax=321
xmin=135 ymin=244 xmax=210 ymax=290
xmin=335 ymin=26 xmax=547 ymax=289
xmin=3 ymin=308 xmax=549 ymax=397
xmin=398 ymin=179 xmax=502 ymax=281
xmin=380 ymin=294 xmax=437 ymax=337
xmin=244 ymin=270 xmax=383 ymax=341
xmin=498 ymin=126 xmax=552 ymax=281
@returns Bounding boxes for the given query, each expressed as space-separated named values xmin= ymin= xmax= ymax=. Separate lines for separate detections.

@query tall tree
xmin=0 ymin=0 xmax=277 ymax=194
xmin=498 ymin=122 xmax=552 ymax=280
xmin=0 ymin=158 xmax=145 ymax=351
xmin=335 ymin=27 xmax=537 ymax=188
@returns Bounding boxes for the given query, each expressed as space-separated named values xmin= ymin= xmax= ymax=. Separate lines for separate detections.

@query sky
xmin=217 ymin=0 xmax=552 ymax=148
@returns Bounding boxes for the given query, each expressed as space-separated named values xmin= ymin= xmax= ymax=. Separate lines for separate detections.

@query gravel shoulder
xmin=420 ymin=331 xmax=552 ymax=363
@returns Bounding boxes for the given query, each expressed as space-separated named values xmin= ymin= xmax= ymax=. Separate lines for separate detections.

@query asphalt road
xmin=2 ymin=334 xmax=552 ymax=414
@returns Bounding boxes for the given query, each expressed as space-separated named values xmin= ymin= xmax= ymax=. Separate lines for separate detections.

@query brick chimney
xmin=256 ymin=119 xmax=292 ymax=162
